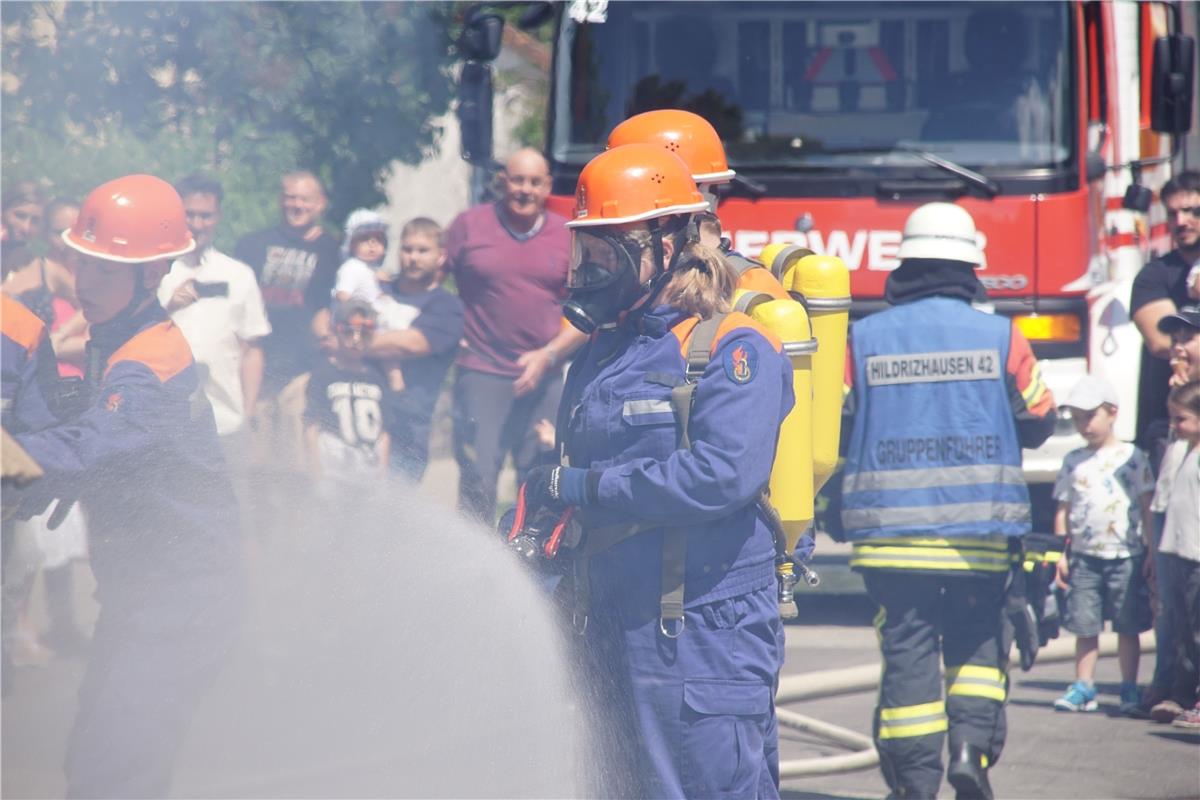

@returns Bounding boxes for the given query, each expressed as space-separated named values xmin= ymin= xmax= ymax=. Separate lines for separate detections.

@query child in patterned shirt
xmin=1052 ymin=375 xmax=1155 ymax=715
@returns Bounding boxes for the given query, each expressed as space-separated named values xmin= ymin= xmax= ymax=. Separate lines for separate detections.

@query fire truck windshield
xmin=552 ymin=1 xmax=1075 ymax=174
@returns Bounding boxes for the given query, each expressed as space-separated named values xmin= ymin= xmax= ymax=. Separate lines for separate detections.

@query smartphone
xmin=193 ymin=281 xmax=229 ymax=298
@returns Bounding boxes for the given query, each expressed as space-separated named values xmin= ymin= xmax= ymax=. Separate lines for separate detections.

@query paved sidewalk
xmin=3 ymin=464 xmax=1196 ymax=798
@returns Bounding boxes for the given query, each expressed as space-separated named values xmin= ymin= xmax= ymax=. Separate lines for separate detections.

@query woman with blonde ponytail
xmin=512 ymin=143 xmax=795 ymax=798
xmin=661 ymin=239 xmax=739 ymax=319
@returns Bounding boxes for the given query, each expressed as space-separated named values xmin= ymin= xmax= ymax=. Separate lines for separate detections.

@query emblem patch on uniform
xmin=104 ymin=392 xmax=123 ymax=412
xmin=724 ymin=339 xmax=758 ymax=384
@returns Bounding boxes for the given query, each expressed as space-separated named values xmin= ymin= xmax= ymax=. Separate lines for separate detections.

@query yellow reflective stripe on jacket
xmin=877 ymin=700 xmax=948 ymax=739
xmin=843 ymin=463 xmax=1026 ymax=494
xmin=843 ymin=501 xmax=1030 ymax=530
xmin=1023 ymin=549 xmax=1062 ymax=571
xmin=851 ymin=543 xmax=1013 ymax=572
xmin=866 ymin=534 xmax=1010 ymax=550
xmin=946 ymin=665 xmax=1007 ymax=702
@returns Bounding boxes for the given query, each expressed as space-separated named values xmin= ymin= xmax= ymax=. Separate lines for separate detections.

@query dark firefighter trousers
xmin=65 ymin=574 xmax=241 ymax=798
xmin=863 ymin=571 xmax=1009 ymax=799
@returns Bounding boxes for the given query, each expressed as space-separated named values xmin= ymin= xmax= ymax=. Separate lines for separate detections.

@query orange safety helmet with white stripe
xmin=63 ymin=174 xmax=194 ymax=265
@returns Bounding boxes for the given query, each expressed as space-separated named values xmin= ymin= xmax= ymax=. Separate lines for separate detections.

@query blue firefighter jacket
xmin=13 ymin=303 xmax=240 ymax=601
xmin=841 ymin=296 xmax=1055 ymax=574
xmin=561 ymin=305 xmax=794 ymax=610
xmin=2 ymin=292 xmax=59 ymax=434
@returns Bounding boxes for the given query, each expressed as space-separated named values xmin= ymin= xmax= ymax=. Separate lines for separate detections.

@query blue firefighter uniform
xmin=2 ymin=292 xmax=60 ymax=696
xmin=559 ymin=305 xmax=793 ymax=799
xmin=2 ymin=291 xmax=59 ymax=434
xmin=841 ymin=295 xmax=1055 ymax=798
xmin=13 ymin=302 xmax=243 ymax=798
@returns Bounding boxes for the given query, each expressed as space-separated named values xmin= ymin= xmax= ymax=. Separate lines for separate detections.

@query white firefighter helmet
xmin=896 ymin=202 xmax=986 ymax=267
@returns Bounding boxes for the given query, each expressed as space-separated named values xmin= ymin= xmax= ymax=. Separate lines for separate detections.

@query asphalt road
xmin=777 ymin=595 xmax=1200 ymax=800
xmin=3 ymin=452 xmax=1197 ymax=800
xmin=4 ymin=556 xmax=1197 ymax=800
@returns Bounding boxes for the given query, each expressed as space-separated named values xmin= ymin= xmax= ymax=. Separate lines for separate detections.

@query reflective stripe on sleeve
xmin=1021 ymin=362 xmax=1047 ymax=407
xmin=622 ymin=399 xmax=675 ymax=424
xmin=877 ymin=700 xmax=949 ymax=740
xmin=946 ymin=665 xmax=1007 ymax=702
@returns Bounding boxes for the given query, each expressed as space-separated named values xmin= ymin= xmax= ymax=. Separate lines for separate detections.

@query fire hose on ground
xmin=774 ymin=630 xmax=1153 ymax=779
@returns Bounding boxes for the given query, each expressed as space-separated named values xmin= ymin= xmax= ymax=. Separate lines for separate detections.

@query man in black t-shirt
xmin=234 ymin=170 xmax=341 ymax=393
xmin=1131 ymin=170 xmax=1200 ymax=468
xmin=368 ymin=218 xmax=465 ymax=480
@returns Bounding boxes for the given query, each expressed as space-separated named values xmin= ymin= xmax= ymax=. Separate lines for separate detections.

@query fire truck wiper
xmin=819 ymin=145 xmax=1000 ymax=199
xmin=898 ymin=147 xmax=999 ymax=198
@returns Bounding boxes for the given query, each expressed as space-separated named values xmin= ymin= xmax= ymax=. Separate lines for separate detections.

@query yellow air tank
xmin=747 ymin=297 xmax=817 ymax=550
xmin=783 ymin=254 xmax=851 ymax=494
xmin=758 ymin=243 xmax=815 ymax=282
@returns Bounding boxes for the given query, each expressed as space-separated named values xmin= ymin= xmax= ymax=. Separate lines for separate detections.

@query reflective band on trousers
xmin=851 ymin=543 xmax=1013 ymax=572
xmin=842 ymin=463 xmax=1026 ymax=494
xmin=946 ymin=664 xmax=1007 ymax=702
xmin=843 ymin=501 xmax=1030 ymax=530
xmin=877 ymin=700 xmax=948 ymax=739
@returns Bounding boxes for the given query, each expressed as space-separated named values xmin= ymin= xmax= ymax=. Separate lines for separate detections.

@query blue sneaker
xmin=1118 ymin=682 xmax=1141 ymax=716
xmin=1054 ymin=680 xmax=1098 ymax=712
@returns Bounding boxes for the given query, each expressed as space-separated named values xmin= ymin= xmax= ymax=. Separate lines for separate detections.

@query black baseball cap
xmin=1157 ymin=303 xmax=1200 ymax=334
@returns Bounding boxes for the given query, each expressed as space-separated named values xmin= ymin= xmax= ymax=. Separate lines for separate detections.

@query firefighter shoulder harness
xmin=504 ymin=251 xmax=852 ymax=630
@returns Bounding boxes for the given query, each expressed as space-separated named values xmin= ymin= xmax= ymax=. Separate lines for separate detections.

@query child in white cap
xmin=1052 ymin=375 xmax=1156 ymax=715
xmin=332 ymin=208 xmax=388 ymax=305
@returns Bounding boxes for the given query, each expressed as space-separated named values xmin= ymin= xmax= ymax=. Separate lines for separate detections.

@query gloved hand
xmin=519 ymin=465 xmax=598 ymax=513
xmin=2 ymin=481 xmax=56 ymax=522
xmin=497 ymin=506 xmax=518 ymax=541
xmin=794 ymin=531 xmax=817 ymax=563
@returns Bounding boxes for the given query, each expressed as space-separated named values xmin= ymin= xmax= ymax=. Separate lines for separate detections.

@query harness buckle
xmin=658 ymin=615 xmax=685 ymax=639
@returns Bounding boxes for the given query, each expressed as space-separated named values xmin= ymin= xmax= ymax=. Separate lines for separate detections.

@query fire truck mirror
xmin=458 ymin=61 xmax=494 ymax=166
xmin=459 ymin=12 xmax=505 ymax=62
xmin=1150 ymin=34 xmax=1196 ymax=135
xmin=1122 ymin=183 xmax=1154 ymax=214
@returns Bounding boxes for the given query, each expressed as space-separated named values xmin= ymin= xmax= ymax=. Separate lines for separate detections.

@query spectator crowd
xmin=1 ymin=159 xmax=1197 ymax=740
xmin=0 ymin=152 xmax=574 ymax=665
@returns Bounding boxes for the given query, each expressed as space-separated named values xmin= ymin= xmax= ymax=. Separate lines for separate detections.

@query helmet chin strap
xmin=621 ymin=216 xmax=696 ymax=329
xmin=121 ymin=266 xmax=154 ymax=318
xmin=110 ymin=264 xmax=162 ymax=324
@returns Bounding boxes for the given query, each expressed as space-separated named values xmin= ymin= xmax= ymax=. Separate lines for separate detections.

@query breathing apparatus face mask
xmin=563 ymin=229 xmax=648 ymax=334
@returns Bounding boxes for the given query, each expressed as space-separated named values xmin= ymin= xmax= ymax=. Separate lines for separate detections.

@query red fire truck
xmin=459 ymin=0 xmax=1196 ymax=528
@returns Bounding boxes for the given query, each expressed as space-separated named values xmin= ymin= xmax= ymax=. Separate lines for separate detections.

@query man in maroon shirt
xmin=447 ymin=148 xmax=587 ymax=523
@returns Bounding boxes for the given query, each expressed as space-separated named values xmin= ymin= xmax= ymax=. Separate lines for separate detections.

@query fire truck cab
xmin=460 ymin=0 xmax=1197 ymax=532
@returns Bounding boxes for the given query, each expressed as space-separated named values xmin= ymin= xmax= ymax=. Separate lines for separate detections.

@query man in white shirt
xmin=159 ymin=175 xmax=271 ymax=439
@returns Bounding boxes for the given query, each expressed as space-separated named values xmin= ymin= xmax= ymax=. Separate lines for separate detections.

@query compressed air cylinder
xmin=749 ymin=297 xmax=817 ymax=550
xmin=784 ymin=255 xmax=851 ymax=494
xmin=758 ymin=243 xmax=815 ymax=282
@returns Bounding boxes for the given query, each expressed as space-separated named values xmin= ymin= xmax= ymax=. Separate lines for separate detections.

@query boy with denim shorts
xmin=1052 ymin=375 xmax=1156 ymax=714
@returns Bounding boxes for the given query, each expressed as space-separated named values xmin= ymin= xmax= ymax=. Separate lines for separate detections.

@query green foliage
xmin=1 ymin=1 xmax=458 ymax=232
xmin=510 ymin=104 xmax=545 ymax=151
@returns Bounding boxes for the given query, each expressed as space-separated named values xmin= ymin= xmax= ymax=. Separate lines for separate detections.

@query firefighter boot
xmin=947 ymin=742 xmax=993 ymax=800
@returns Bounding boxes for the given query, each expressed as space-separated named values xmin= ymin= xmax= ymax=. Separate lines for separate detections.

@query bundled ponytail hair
xmin=623 ymin=215 xmax=738 ymax=319
xmin=661 ymin=239 xmax=737 ymax=319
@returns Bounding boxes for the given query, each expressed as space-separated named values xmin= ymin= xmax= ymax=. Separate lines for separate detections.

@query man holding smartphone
xmin=159 ymin=174 xmax=271 ymax=446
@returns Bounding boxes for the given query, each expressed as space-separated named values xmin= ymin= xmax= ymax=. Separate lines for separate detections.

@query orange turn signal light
xmin=1013 ymin=313 xmax=1082 ymax=343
